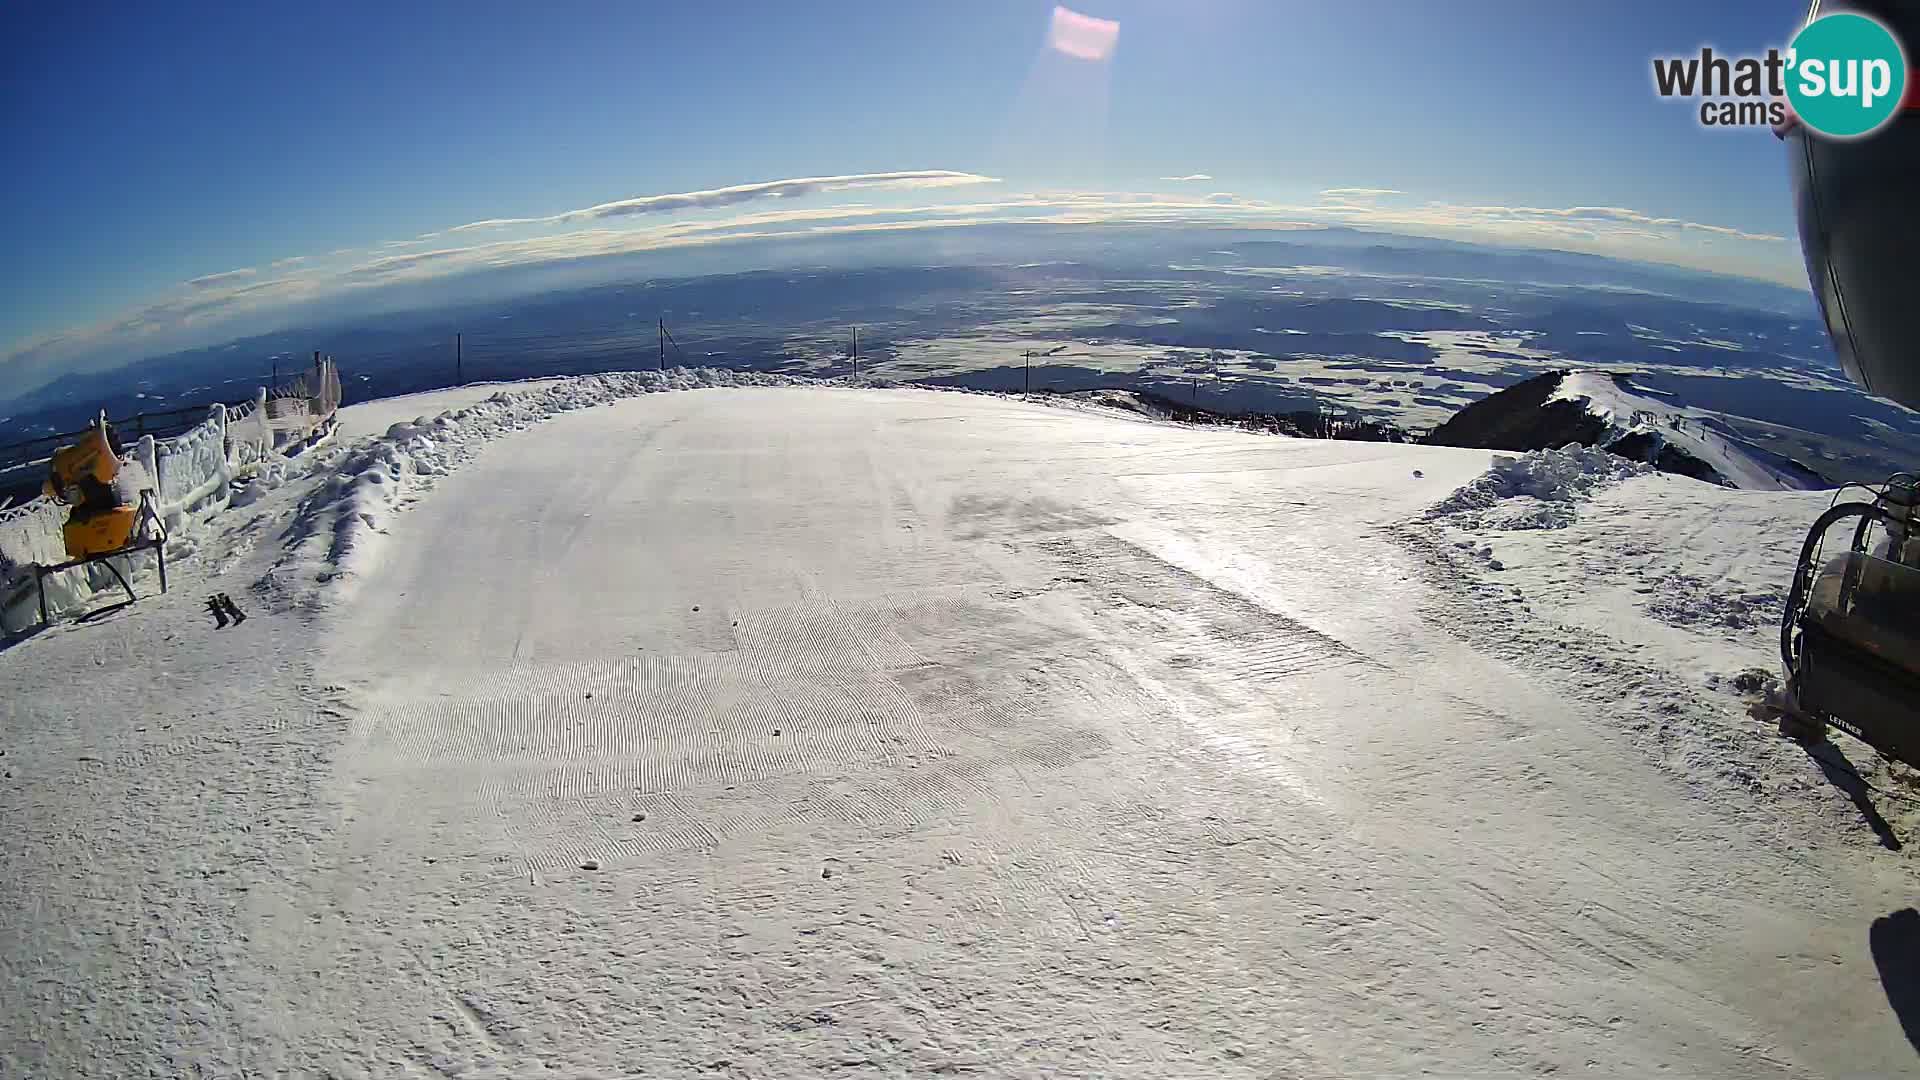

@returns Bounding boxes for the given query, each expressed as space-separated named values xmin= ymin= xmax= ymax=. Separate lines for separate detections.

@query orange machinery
xmin=42 ymin=417 xmax=138 ymax=558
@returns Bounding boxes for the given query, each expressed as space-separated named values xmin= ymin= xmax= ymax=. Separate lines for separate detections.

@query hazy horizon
xmin=4 ymin=1 xmax=1818 ymax=398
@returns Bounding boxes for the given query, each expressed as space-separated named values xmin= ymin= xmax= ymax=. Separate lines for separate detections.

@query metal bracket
xmin=34 ymin=490 xmax=169 ymax=626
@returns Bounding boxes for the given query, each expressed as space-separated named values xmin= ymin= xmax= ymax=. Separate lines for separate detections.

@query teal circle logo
xmin=1786 ymin=12 xmax=1908 ymax=138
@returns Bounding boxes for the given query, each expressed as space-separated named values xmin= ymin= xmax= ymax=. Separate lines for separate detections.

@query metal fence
xmin=0 ymin=357 xmax=342 ymax=506
xmin=0 ymin=403 xmax=246 ymax=505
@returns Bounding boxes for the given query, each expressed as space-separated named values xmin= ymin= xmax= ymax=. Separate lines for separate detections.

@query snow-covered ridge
xmin=1547 ymin=371 xmax=1825 ymax=492
xmin=1429 ymin=370 xmax=1828 ymax=492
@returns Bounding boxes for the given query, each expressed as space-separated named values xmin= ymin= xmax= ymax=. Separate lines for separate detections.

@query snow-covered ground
xmin=3 ymin=375 xmax=1917 ymax=1077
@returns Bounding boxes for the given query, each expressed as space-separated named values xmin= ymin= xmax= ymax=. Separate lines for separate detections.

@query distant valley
xmin=5 ymin=224 xmax=1915 ymax=485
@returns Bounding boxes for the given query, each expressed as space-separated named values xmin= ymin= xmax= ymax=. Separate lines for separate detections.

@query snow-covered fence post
xmin=151 ymin=408 xmax=234 ymax=531
xmin=250 ymin=386 xmax=269 ymax=458
xmin=136 ymin=434 xmax=157 ymax=494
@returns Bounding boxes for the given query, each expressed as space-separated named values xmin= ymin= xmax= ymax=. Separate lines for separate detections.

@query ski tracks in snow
xmin=294 ymin=389 xmax=1920 ymax=1076
xmin=19 ymin=385 xmax=1910 ymax=1076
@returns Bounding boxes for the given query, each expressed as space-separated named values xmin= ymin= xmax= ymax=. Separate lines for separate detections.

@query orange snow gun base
xmin=43 ymin=421 xmax=138 ymax=559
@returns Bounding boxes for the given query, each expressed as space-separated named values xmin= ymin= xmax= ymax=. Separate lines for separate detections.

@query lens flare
xmin=1047 ymin=6 xmax=1119 ymax=62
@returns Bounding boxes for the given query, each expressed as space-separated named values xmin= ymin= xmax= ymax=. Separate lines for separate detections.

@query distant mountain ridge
xmin=1425 ymin=370 xmax=1829 ymax=491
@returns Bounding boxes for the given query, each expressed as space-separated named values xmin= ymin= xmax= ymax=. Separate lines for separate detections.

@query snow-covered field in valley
xmin=3 ymin=375 xmax=1917 ymax=1078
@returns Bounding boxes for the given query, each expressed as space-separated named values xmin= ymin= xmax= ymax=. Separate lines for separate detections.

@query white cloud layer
xmin=1319 ymin=188 xmax=1404 ymax=202
xmin=184 ymin=268 xmax=258 ymax=290
xmin=0 ymin=175 xmax=1799 ymax=400
xmin=444 ymin=171 xmax=999 ymax=234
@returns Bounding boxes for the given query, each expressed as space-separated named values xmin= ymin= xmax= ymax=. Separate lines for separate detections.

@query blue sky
xmin=1 ymin=0 xmax=1818 ymax=392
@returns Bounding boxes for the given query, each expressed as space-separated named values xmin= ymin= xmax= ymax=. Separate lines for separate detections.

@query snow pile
xmin=268 ymin=368 xmax=816 ymax=605
xmin=1428 ymin=444 xmax=1652 ymax=529
xmin=228 ymin=452 xmax=317 ymax=509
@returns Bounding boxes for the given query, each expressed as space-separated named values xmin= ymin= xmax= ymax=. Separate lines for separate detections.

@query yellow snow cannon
xmin=43 ymin=418 xmax=138 ymax=559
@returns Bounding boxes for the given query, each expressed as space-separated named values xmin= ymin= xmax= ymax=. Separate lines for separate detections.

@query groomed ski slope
xmin=3 ymin=378 xmax=1917 ymax=1078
